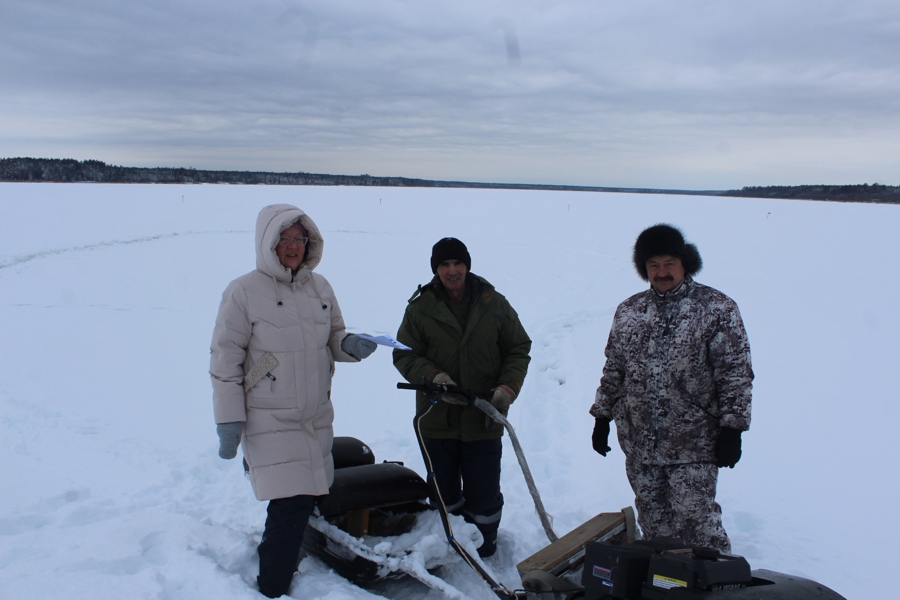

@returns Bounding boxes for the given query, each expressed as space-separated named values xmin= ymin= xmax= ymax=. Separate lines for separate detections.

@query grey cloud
xmin=1 ymin=0 xmax=898 ymax=188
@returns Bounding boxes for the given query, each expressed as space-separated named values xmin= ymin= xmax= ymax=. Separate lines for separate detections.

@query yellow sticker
xmin=652 ymin=574 xmax=688 ymax=589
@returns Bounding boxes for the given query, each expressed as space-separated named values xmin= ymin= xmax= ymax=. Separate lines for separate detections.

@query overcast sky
xmin=2 ymin=0 xmax=898 ymax=189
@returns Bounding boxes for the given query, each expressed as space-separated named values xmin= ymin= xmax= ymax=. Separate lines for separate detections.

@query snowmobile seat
xmin=332 ymin=436 xmax=376 ymax=469
xmin=316 ymin=462 xmax=430 ymax=518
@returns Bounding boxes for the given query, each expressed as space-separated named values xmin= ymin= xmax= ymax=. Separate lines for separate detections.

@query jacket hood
xmin=255 ymin=204 xmax=324 ymax=281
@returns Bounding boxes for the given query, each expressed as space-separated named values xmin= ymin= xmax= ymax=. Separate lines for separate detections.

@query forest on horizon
xmin=2 ymin=157 xmax=897 ymax=204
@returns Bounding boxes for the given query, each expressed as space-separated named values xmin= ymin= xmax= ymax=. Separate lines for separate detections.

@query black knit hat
xmin=632 ymin=224 xmax=703 ymax=281
xmin=431 ymin=237 xmax=471 ymax=273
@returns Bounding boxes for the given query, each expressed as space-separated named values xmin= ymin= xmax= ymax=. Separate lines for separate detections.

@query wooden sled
xmin=517 ymin=507 xmax=636 ymax=599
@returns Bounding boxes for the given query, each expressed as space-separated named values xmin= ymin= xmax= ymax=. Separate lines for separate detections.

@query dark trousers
xmin=257 ymin=494 xmax=316 ymax=598
xmin=423 ymin=437 xmax=504 ymax=547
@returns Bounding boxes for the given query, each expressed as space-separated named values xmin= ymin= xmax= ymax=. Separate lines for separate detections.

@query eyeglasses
xmin=277 ymin=236 xmax=309 ymax=247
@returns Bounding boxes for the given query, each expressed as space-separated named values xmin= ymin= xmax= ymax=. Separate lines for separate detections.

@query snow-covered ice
xmin=2 ymin=183 xmax=897 ymax=599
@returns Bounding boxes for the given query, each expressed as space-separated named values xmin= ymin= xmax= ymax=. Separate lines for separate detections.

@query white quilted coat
xmin=210 ymin=204 xmax=358 ymax=500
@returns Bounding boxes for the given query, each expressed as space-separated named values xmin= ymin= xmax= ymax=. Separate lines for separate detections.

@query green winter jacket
xmin=393 ymin=273 xmax=531 ymax=441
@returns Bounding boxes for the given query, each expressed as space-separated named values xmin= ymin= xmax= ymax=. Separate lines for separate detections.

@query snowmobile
xmin=301 ymin=381 xmax=847 ymax=600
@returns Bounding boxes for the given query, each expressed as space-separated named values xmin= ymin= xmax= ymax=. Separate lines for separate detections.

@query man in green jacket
xmin=394 ymin=237 xmax=531 ymax=558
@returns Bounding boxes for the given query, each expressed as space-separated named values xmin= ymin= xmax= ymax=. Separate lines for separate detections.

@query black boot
xmin=476 ymin=523 xmax=499 ymax=558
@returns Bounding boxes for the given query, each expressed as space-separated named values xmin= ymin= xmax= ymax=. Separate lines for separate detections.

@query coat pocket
xmin=244 ymin=351 xmax=298 ymax=410
xmin=243 ymin=352 xmax=279 ymax=393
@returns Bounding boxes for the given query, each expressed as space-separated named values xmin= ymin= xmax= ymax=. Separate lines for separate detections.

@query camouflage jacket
xmin=591 ymin=278 xmax=753 ymax=465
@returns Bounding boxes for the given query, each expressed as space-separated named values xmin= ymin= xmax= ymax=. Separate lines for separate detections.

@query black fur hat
xmin=632 ymin=224 xmax=703 ymax=281
xmin=431 ymin=237 xmax=471 ymax=274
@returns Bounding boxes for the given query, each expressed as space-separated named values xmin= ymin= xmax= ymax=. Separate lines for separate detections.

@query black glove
xmin=592 ymin=418 xmax=612 ymax=456
xmin=715 ymin=427 xmax=742 ymax=468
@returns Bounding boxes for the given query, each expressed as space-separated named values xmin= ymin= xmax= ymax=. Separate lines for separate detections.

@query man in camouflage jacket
xmin=590 ymin=224 xmax=752 ymax=553
xmin=394 ymin=237 xmax=531 ymax=558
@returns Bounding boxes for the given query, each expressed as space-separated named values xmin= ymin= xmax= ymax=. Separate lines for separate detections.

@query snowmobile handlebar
xmin=396 ymin=381 xmax=493 ymax=402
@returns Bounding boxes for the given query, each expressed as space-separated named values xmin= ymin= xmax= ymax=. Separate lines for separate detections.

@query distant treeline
xmin=722 ymin=184 xmax=899 ymax=203
xmin=2 ymin=157 xmax=897 ymax=204
xmin=0 ymin=157 xmax=436 ymax=187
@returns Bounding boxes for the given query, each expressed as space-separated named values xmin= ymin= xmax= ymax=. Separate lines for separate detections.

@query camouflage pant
xmin=625 ymin=459 xmax=731 ymax=553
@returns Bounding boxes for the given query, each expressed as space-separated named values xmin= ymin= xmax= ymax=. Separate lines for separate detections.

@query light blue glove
xmin=216 ymin=422 xmax=243 ymax=459
xmin=341 ymin=334 xmax=377 ymax=359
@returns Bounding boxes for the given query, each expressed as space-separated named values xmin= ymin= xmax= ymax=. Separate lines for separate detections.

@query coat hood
xmin=255 ymin=204 xmax=324 ymax=281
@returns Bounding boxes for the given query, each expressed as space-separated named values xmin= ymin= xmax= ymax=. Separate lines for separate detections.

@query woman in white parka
xmin=210 ymin=204 xmax=376 ymax=598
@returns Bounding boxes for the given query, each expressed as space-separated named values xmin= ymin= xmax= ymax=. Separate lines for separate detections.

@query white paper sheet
xmin=357 ymin=333 xmax=412 ymax=350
